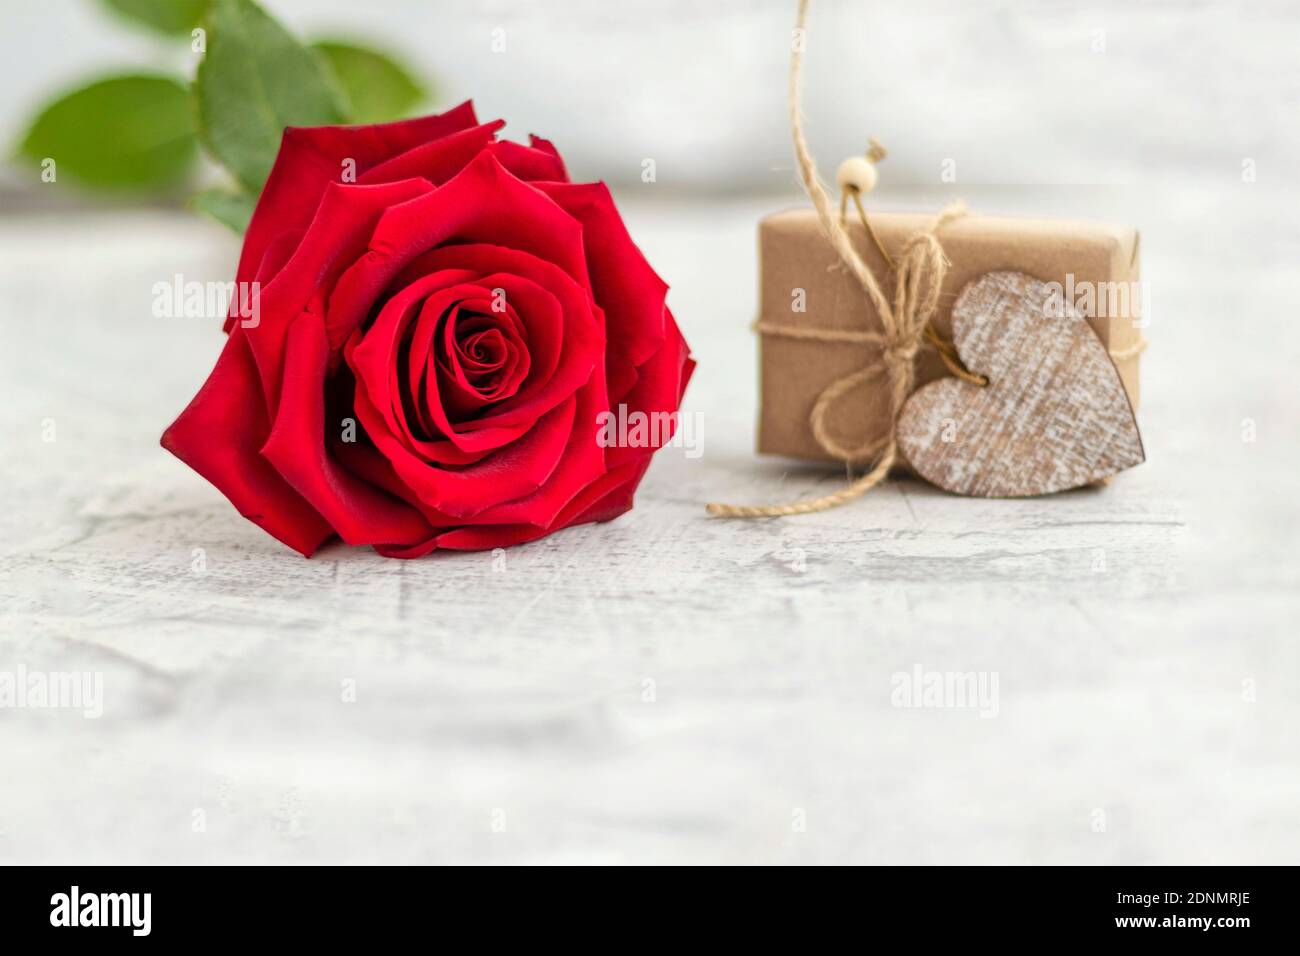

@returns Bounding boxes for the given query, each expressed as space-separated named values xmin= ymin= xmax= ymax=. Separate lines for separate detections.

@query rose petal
xmin=389 ymin=244 xmax=603 ymax=434
xmin=233 ymin=101 xmax=480 ymax=326
xmin=261 ymin=314 xmax=435 ymax=547
xmin=367 ymin=151 xmax=591 ymax=289
xmin=375 ymin=455 xmax=645 ymax=558
xmin=469 ymin=369 xmax=608 ymax=528
xmin=244 ymin=178 xmax=435 ymax=416
xmin=359 ymin=391 xmax=578 ymax=520
xmin=161 ymin=330 xmax=333 ymax=557
xmin=490 ymin=138 xmax=568 ymax=183
xmin=605 ymin=308 xmax=693 ymax=469
xmin=434 ymin=304 xmax=531 ymax=418
xmin=534 ymin=181 xmax=670 ymax=402
xmin=349 ymin=278 xmax=533 ymax=463
xmin=525 ymin=134 xmax=569 ymax=180
xmin=358 ymin=120 xmax=505 ymax=185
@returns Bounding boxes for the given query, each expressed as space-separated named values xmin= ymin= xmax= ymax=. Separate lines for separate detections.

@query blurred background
xmin=4 ymin=0 xmax=1299 ymax=202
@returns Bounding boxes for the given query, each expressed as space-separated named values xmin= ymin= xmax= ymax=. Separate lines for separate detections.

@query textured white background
xmin=1 ymin=1 xmax=1298 ymax=864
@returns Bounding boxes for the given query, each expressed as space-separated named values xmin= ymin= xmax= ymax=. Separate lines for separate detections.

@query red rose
xmin=162 ymin=101 xmax=694 ymax=558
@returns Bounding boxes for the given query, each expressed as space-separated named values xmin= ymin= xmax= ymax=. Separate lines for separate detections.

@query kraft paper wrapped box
xmin=757 ymin=209 xmax=1144 ymax=463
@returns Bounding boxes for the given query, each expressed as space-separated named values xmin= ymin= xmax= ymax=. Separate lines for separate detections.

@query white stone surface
xmin=1 ymin=178 xmax=1297 ymax=864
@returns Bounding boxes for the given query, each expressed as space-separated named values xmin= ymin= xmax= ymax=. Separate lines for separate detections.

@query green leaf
xmin=194 ymin=0 xmax=346 ymax=193
xmin=313 ymin=41 xmax=426 ymax=123
xmin=100 ymin=0 xmax=208 ymax=36
xmin=18 ymin=74 xmax=197 ymax=190
xmin=190 ymin=187 xmax=255 ymax=233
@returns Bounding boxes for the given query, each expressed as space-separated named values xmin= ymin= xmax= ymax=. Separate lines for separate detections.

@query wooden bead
xmin=836 ymin=155 xmax=878 ymax=194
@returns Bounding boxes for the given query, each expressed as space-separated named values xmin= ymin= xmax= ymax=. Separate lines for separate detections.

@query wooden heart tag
xmin=897 ymin=271 xmax=1144 ymax=497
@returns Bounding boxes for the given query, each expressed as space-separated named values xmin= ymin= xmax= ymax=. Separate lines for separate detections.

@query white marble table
xmin=1 ymin=181 xmax=1297 ymax=864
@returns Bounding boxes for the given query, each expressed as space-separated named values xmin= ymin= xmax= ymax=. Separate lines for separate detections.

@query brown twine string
xmin=839 ymin=187 xmax=989 ymax=387
xmin=707 ymin=0 xmax=957 ymax=518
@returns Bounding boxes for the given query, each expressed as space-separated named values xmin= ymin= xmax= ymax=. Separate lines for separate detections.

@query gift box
xmin=756 ymin=209 xmax=1143 ymax=462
